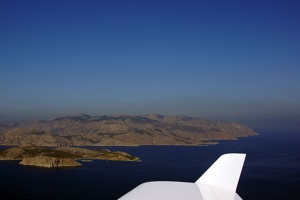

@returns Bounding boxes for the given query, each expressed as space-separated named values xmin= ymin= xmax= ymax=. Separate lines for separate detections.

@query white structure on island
xmin=118 ymin=153 xmax=246 ymax=200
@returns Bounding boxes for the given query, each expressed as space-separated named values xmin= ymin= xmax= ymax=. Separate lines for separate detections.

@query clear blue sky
xmin=1 ymin=0 xmax=300 ymax=130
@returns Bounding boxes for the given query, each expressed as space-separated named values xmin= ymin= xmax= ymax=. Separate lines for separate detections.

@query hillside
xmin=0 ymin=114 xmax=257 ymax=146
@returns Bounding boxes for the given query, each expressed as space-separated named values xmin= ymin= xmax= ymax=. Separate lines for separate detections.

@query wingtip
xmin=196 ymin=153 xmax=246 ymax=192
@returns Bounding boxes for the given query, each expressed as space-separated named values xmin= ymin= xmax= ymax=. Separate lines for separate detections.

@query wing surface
xmin=118 ymin=182 xmax=203 ymax=200
xmin=118 ymin=153 xmax=246 ymax=200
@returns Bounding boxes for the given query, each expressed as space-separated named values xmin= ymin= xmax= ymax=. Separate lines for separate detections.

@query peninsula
xmin=0 ymin=114 xmax=257 ymax=146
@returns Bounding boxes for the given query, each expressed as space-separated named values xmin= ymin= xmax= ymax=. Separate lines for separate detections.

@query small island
xmin=0 ymin=146 xmax=139 ymax=168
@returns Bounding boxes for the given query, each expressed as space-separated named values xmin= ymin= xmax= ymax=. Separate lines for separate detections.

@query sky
xmin=1 ymin=0 xmax=300 ymax=130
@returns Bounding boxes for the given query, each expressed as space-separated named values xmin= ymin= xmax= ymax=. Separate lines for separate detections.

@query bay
xmin=0 ymin=130 xmax=299 ymax=200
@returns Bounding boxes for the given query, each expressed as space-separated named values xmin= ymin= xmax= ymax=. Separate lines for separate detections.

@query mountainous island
xmin=0 ymin=145 xmax=139 ymax=168
xmin=0 ymin=114 xmax=257 ymax=146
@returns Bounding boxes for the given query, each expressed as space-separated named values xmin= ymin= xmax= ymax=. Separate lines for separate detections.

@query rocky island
xmin=0 ymin=146 xmax=139 ymax=168
xmin=0 ymin=114 xmax=257 ymax=146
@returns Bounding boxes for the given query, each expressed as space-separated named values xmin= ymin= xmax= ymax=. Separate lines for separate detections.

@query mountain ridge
xmin=0 ymin=114 xmax=257 ymax=146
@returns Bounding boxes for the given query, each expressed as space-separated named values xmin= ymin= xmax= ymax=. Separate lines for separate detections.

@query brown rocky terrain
xmin=0 ymin=114 xmax=257 ymax=146
xmin=0 ymin=146 xmax=139 ymax=168
xmin=20 ymin=156 xmax=82 ymax=168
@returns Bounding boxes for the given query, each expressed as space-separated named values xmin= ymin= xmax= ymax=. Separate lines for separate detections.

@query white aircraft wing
xmin=118 ymin=153 xmax=246 ymax=200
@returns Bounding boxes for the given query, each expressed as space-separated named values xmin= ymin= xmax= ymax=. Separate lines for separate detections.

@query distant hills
xmin=0 ymin=114 xmax=257 ymax=146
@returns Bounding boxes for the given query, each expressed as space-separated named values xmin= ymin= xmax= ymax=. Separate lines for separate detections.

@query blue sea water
xmin=0 ymin=130 xmax=299 ymax=200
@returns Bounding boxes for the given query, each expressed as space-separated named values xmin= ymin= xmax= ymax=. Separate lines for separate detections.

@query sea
xmin=0 ymin=130 xmax=299 ymax=200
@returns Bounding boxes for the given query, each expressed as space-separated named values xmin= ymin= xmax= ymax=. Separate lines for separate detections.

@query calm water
xmin=0 ymin=130 xmax=299 ymax=200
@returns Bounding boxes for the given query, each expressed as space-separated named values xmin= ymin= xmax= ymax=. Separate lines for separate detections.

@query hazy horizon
xmin=1 ymin=0 xmax=300 ymax=131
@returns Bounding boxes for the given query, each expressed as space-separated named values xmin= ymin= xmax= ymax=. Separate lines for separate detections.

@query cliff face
xmin=0 ymin=114 xmax=257 ymax=146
